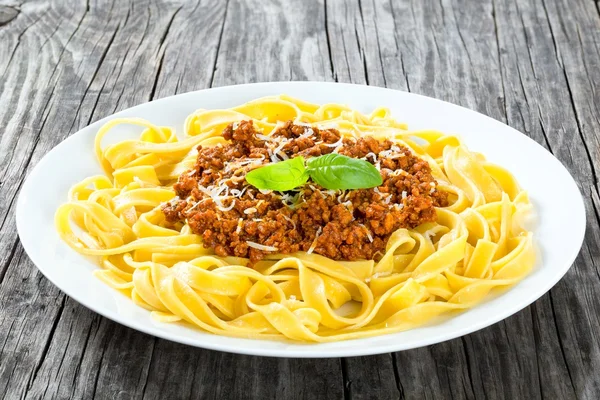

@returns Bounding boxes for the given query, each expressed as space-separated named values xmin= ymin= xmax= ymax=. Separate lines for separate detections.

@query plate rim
xmin=16 ymin=81 xmax=587 ymax=358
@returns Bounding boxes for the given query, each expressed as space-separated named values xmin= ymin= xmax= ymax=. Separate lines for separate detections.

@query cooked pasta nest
xmin=55 ymin=95 xmax=535 ymax=342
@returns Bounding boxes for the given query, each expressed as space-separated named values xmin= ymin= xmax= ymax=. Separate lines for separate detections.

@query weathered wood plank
xmin=0 ymin=0 xmax=101 ymax=396
xmin=0 ymin=0 xmax=599 ymax=399
xmin=211 ymin=0 xmax=333 ymax=86
xmin=494 ymin=0 xmax=600 ymax=398
xmin=343 ymin=355 xmax=400 ymax=400
xmin=0 ymin=5 xmax=18 ymax=27
xmin=145 ymin=349 xmax=344 ymax=400
xmin=142 ymin=1 xmax=344 ymax=399
xmin=345 ymin=1 xmax=542 ymax=398
xmin=14 ymin=0 xmax=345 ymax=399
xmin=332 ymin=0 xmax=600 ymax=399
xmin=0 ymin=0 xmax=185 ymax=398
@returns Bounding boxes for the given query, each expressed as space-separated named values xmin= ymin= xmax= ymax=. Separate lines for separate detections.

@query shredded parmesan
xmin=365 ymin=152 xmax=378 ymax=162
xmin=235 ymin=218 xmax=243 ymax=234
xmin=244 ymin=207 xmax=257 ymax=215
xmin=281 ymin=191 xmax=302 ymax=209
xmin=230 ymin=186 xmax=248 ymax=198
xmin=379 ymin=149 xmax=404 ymax=159
xmin=246 ymin=241 xmax=278 ymax=252
xmin=424 ymin=229 xmax=437 ymax=241
xmin=255 ymin=133 xmax=270 ymax=141
xmin=324 ymin=137 xmax=344 ymax=148
xmin=402 ymin=190 xmax=408 ymax=199
xmin=307 ymin=227 xmax=322 ymax=254
xmin=282 ymin=214 xmax=296 ymax=230
xmin=358 ymin=224 xmax=374 ymax=243
xmin=216 ymin=199 xmax=235 ymax=212
xmin=273 ymin=141 xmax=288 ymax=160
xmin=300 ymin=127 xmax=314 ymax=138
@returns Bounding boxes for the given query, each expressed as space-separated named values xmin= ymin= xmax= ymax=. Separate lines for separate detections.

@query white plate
xmin=16 ymin=82 xmax=585 ymax=358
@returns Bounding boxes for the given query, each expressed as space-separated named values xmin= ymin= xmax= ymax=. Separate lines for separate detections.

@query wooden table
xmin=1 ymin=0 xmax=599 ymax=398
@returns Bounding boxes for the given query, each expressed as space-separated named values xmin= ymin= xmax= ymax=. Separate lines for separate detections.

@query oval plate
xmin=16 ymin=82 xmax=585 ymax=358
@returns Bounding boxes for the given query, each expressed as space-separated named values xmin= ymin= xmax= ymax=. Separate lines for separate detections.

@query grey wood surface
xmin=0 ymin=0 xmax=599 ymax=398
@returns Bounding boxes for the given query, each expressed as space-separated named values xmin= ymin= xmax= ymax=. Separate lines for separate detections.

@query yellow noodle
xmin=55 ymin=95 xmax=535 ymax=342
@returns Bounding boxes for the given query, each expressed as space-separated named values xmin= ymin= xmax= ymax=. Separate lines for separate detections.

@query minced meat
xmin=162 ymin=120 xmax=448 ymax=265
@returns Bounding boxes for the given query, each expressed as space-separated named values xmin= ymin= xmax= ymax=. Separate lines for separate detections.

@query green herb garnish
xmin=306 ymin=153 xmax=383 ymax=190
xmin=245 ymin=156 xmax=309 ymax=191
xmin=245 ymin=154 xmax=382 ymax=191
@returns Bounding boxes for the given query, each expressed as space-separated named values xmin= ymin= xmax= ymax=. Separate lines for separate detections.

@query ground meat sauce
xmin=162 ymin=120 xmax=448 ymax=265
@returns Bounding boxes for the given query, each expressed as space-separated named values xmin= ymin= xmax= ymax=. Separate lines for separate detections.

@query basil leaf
xmin=306 ymin=153 xmax=383 ymax=190
xmin=245 ymin=156 xmax=309 ymax=191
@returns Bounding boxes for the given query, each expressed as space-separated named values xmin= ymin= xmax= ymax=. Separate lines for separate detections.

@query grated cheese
xmin=365 ymin=152 xmax=378 ymax=162
xmin=282 ymin=214 xmax=296 ymax=230
xmin=324 ymin=137 xmax=344 ymax=148
xmin=230 ymin=186 xmax=248 ymax=198
xmin=307 ymin=226 xmax=322 ymax=254
xmin=424 ymin=229 xmax=437 ymax=241
xmin=358 ymin=224 xmax=374 ymax=243
xmin=246 ymin=241 xmax=278 ymax=252
xmin=255 ymin=133 xmax=271 ymax=141
xmin=300 ymin=127 xmax=315 ymax=138
xmin=216 ymin=199 xmax=236 ymax=212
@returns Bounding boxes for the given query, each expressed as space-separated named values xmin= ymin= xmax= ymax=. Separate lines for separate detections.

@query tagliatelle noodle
xmin=55 ymin=95 xmax=535 ymax=342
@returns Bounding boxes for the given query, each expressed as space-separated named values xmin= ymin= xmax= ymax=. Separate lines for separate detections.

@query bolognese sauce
xmin=162 ymin=120 xmax=448 ymax=264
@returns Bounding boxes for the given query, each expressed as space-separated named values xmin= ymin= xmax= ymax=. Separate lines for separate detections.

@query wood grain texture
xmin=1 ymin=0 xmax=599 ymax=399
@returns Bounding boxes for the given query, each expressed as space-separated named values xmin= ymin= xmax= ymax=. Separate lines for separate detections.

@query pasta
xmin=55 ymin=95 xmax=535 ymax=342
